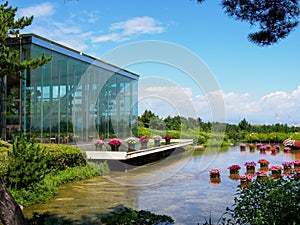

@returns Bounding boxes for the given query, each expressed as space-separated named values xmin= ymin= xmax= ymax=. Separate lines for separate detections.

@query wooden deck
xmin=85 ymin=139 xmax=193 ymax=161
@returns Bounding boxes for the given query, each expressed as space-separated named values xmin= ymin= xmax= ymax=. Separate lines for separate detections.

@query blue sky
xmin=10 ymin=0 xmax=300 ymax=125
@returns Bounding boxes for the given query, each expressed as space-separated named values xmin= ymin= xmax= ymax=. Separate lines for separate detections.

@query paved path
xmin=85 ymin=139 xmax=193 ymax=160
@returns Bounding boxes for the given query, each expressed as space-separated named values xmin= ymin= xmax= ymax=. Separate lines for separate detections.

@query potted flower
xmin=209 ymin=168 xmax=221 ymax=178
xmin=228 ymin=164 xmax=241 ymax=174
xmin=273 ymin=145 xmax=280 ymax=150
xmin=265 ymin=144 xmax=271 ymax=150
xmin=259 ymin=145 xmax=266 ymax=152
xmin=256 ymin=143 xmax=263 ymax=149
xmin=282 ymin=161 xmax=293 ymax=170
xmin=153 ymin=135 xmax=162 ymax=146
xmin=258 ymin=158 xmax=270 ymax=170
xmin=269 ymin=165 xmax=283 ymax=175
xmin=249 ymin=143 xmax=254 ymax=150
xmin=125 ymin=137 xmax=137 ymax=151
xmin=93 ymin=139 xmax=104 ymax=150
xmin=139 ymin=136 xmax=149 ymax=149
xmin=240 ymin=143 xmax=246 ymax=151
xmin=239 ymin=175 xmax=252 ymax=186
xmin=108 ymin=138 xmax=122 ymax=151
xmin=164 ymin=135 xmax=172 ymax=145
xmin=294 ymin=159 xmax=300 ymax=169
xmin=270 ymin=147 xmax=277 ymax=154
xmin=244 ymin=161 xmax=256 ymax=169
xmin=284 ymin=147 xmax=291 ymax=152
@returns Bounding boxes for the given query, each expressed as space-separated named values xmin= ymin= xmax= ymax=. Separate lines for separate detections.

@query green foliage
xmin=101 ymin=205 xmax=174 ymax=225
xmin=42 ymin=144 xmax=87 ymax=171
xmin=26 ymin=212 xmax=73 ymax=225
xmin=224 ymin=175 xmax=300 ymax=225
xmin=4 ymin=135 xmax=51 ymax=190
xmin=88 ymin=161 xmax=110 ymax=176
xmin=0 ymin=1 xmax=51 ymax=79
xmin=0 ymin=138 xmax=12 ymax=148
xmin=11 ymin=165 xmax=99 ymax=207
xmin=222 ymin=0 xmax=300 ymax=46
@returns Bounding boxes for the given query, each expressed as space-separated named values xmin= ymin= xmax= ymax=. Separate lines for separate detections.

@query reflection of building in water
xmin=0 ymin=34 xmax=139 ymax=142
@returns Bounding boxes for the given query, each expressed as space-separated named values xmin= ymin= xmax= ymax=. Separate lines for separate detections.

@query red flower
xmin=108 ymin=138 xmax=122 ymax=146
xmin=139 ymin=136 xmax=149 ymax=143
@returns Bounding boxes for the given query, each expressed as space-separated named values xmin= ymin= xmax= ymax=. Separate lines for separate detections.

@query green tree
xmin=139 ymin=110 xmax=160 ymax=128
xmin=238 ymin=118 xmax=251 ymax=131
xmin=0 ymin=1 xmax=51 ymax=79
xmin=197 ymin=0 xmax=300 ymax=46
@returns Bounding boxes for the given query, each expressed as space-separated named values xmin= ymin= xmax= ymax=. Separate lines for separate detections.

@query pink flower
xmin=108 ymin=138 xmax=122 ymax=146
xmin=282 ymin=161 xmax=293 ymax=167
xmin=294 ymin=160 xmax=300 ymax=165
xmin=269 ymin=165 xmax=283 ymax=171
xmin=139 ymin=136 xmax=149 ymax=143
xmin=209 ymin=168 xmax=221 ymax=174
xmin=93 ymin=139 xmax=104 ymax=145
xmin=244 ymin=161 xmax=256 ymax=167
xmin=228 ymin=164 xmax=241 ymax=170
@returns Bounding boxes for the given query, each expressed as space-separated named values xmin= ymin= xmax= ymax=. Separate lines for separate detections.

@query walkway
xmin=85 ymin=139 xmax=193 ymax=161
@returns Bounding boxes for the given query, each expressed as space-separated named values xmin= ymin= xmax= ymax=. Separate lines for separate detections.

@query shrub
xmin=101 ymin=205 xmax=174 ymax=225
xmin=42 ymin=144 xmax=87 ymax=171
xmin=4 ymin=135 xmax=51 ymax=190
xmin=224 ymin=175 xmax=300 ymax=225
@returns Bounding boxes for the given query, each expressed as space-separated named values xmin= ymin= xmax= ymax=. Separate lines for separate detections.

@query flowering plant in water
xmin=244 ymin=161 xmax=256 ymax=167
xmin=164 ymin=135 xmax=172 ymax=139
xmin=294 ymin=159 xmax=300 ymax=165
xmin=108 ymin=138 xmax=122 ymax=146
xmin=269 ymin=165 xmax=283 ymax=171
xmin=284 ymin=147 xmax=291 ymax=151
xmin=282 ymin=161 xmax=293 ymax=168
xmin=240 ymin=143 xmax=246 ymax=147
xmin=125 ymin=137 xmax=137 ymax=144
xmin=209 ymin=169 xmax=221 ymax=174
xmin=139 ymin=136 xmax=149 ymax=143
xmin=273 ymin=145 xmax=280 ymax=150
xmin=228 ymin=164 xmax=241 ymax=170
xmin=93 ymin=139 xmax=104 ymax=145
xmin=258 ymin=159 xmax=270 ymax=165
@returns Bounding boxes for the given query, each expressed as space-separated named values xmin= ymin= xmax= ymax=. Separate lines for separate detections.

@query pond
xmin=23 ymin=144 xmax=300 ymax=225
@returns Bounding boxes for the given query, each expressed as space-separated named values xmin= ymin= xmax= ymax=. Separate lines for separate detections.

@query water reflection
xmin=23 ymin=145 xmax=299 ymax=224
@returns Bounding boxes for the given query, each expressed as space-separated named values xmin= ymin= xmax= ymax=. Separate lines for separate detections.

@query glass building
xmin=0 ymin=34 xmax=139 ymax=143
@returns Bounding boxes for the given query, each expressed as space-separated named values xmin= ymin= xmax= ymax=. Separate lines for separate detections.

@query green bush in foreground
xmin=227 ymin=175 xmax=300 ymax=225
xmin=4 ymin=135 xmax=51 ymax=190
xmin=101 ymin=205 xmax=174 ymax=225
xmin=11 ymin=165 xmax=100 ymax=207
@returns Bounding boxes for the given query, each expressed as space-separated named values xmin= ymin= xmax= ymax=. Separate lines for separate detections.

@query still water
xmin=23 ymin=145 xmax=299 ymax=225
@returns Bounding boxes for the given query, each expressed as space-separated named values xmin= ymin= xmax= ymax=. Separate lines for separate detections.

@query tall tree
xmin=197 ymin=0 xmax=300 ymax=46
xmin=0 ymin=1 xmax=51 ymax=225
xmin=0 ymin=1 xmax=51 ymax=79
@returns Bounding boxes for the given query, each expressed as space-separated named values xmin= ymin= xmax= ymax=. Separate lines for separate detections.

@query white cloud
xmin=138 ymin=85 xmax=300 ymax=125
xmin=19 ymin=2 xmax=55 ymax=18
xmin=93 ymin=16 xmax=165 ymax=43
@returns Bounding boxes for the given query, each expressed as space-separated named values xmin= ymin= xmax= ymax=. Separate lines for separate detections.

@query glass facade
xmin=0 ymin=34 xmax=139 ymax=143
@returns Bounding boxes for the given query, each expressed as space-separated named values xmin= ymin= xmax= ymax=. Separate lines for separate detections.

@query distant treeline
xmin=138 ymin=110 xmax=300 ymax=144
